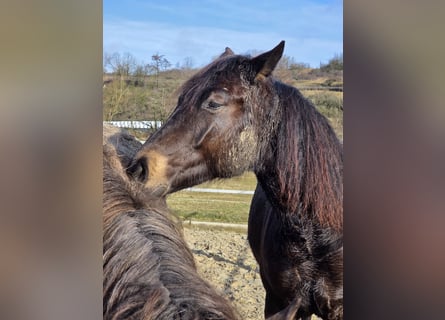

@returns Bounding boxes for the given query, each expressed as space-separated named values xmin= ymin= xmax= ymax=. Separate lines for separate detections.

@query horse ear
xmin=219 ymin=47 xmax=234 ymax=58
xmin=251 ymin=41 xmax=285 ymax=80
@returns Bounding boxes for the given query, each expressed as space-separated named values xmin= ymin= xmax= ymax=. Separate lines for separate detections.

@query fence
xmin=184 ymin=187 xmax=254 ymax=195
xmin=298 ymin=86 xmax=343 ymax=92
xmin=104 ymin=120 xmax=163 ymax=130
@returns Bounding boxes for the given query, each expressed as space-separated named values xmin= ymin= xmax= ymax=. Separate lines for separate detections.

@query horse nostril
xmin=127 ymin=157 xmax=148 ymax=183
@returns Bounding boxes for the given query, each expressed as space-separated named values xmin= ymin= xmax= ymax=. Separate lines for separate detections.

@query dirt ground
xmin=183 ymin=227 xmax=266 ymax=320
xmin=184 ymin=227 xmax=321 ymax=320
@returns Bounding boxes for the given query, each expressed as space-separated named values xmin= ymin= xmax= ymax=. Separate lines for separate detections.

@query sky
xmin=103 ymin=0 xmax=343 ymax=69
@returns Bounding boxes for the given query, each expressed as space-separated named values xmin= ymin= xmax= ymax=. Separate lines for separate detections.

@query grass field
xmin=166 ymin=172 xmax=257 ymax=224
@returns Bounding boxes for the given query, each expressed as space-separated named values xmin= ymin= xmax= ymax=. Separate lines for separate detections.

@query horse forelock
xmin=178 ymin=56 xmax=250 ymax=110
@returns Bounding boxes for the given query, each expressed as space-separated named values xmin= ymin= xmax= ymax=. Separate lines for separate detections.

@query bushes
xmin=307 ymin=91 xmax=343 ymax=111
xmin=103 ymin=74 xmax=178 ymax=123
xmin=304 ymin=91 xmax=343 ymax=140
xmin=320 ymin=54 xmax=343 ymax=72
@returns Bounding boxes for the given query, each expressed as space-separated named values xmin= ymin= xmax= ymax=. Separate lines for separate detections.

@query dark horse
xmin=103 ymin=125 xmax=239 ymax=320
xmin=128 ymin=41 xmax=343 ymax=319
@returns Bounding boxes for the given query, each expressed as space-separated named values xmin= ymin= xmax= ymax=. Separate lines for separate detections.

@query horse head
xmin=127 ymin=41 xmax=285 ymax=195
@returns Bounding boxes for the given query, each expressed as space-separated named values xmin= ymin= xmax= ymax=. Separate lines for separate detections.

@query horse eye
xmin=206 ymin=101 xmax=223 ymax=110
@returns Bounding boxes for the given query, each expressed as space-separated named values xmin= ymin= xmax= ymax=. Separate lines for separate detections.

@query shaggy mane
xmin=103 ymin=126 xmax=238 ymax=320
xmin=273 ymin=82 xmax=343 ymax=231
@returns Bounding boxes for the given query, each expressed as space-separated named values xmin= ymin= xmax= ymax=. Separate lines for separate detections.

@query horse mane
xmin=103 ymin=125 xmax=239 ymax=320
xmin=273 ymin=82 xmax=343 ymax=231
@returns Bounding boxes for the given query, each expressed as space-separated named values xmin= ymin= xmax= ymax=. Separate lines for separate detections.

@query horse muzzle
xmin=127 ymin=151 xmax=171 ymax=196
xmin=127 ymin=156 xmax=148 ymax=183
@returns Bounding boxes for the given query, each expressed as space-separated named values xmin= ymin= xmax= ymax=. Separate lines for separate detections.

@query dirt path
xmin=184 ymin=227 xmax=265 ymax=320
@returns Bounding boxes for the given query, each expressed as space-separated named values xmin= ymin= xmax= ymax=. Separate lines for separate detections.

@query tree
xmin=274 ymin=54 xmax=296 ymax=83
xmin=181 ymin=56 xmax=194 ymax=70
xmin=320 ymin=53 xmax=343 ymax=72
xmin=150 ymin=53 xmax=171 ymax=88
xmin=103 ymin=80 xmax=131 ymax=120
xmin=104 ymin=52 xmax=137 ymax=76
xmin=133 ymin=65 xmax=146 ymax=78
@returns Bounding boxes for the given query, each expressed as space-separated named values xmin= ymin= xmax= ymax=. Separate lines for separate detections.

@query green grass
xmin=166 ymin=172 xmax=257 ymax=224
xmin=167 ymin=191 xmax=253 ymax=224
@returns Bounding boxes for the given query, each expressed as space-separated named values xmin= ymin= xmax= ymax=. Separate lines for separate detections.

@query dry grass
xmin=195 ymin=172 xmax=257 ymax=190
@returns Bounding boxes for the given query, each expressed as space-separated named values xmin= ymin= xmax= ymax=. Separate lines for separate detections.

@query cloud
xmin=103 ymin=1 xmax=342 ymax=67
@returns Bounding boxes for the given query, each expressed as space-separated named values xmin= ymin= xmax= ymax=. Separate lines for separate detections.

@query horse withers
xmin=128 ymin=42 xmax=343 ymax=319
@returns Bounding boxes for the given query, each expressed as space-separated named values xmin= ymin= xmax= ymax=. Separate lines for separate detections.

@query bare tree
xmin=150 ymin=53 xmax=171 ymax=88
xmin=320 ymin=53 xmax=343 ymax=71
xmin=103 ymin=80 xmax=131 ymax=120
xmin=104 ymin=52 xmax=137 ymax=77
xmin=182 ymin=56 xmax=194 ymax=70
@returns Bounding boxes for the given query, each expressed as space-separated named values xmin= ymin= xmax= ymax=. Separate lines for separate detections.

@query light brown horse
xmin=128 ymin=42 xmax=343 ymax=319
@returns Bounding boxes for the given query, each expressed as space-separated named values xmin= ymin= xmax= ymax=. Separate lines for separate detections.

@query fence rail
xmin=298 ymin=86 xmax=343 ymax=92
xmin=104 ymin=120 xmax=163 ymax=130
xmin=184 ymin=187 xmax=254 ymax=195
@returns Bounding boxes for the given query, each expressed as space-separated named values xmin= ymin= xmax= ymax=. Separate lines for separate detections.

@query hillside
xmin=103 ymin=58 xmax=343 ymax=139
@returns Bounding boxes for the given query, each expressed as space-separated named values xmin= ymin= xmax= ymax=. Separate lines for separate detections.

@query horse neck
xmin=254 ymin=83 xmax=343 ymax=231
